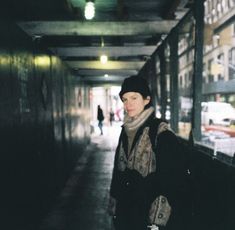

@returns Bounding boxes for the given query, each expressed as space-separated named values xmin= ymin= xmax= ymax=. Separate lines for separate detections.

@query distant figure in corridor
xmin=97 ymin=105 xmax=104 ymax=135
xmin=109 ymin=108 xmax=115 ymax=126
xmin=108 ymin=75 xmax=189 ymax=230
xmin=115 ymin=108 xmax=122 ymax=121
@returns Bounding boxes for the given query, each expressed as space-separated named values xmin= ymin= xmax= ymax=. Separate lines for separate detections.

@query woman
xmin=108 ymin=75 xmax=189 ymax=230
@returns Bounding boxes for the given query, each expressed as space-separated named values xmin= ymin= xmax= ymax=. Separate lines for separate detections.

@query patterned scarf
xmin=123 ymin=106 xmax=154 ymax=132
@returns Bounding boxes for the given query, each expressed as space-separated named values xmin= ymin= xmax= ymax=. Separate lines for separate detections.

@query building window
xmin=179 ymin=75 xmax=183 ymax=88
xmin=208 ymin=59 xmax=214 ymax=82
xmin=208 ymin=74 xmax=214 ymax=82
xmin=184 ymin=73 xmax=188 ymax=87
xmin=203 ymin=63 xmax=207 ymax=83
xmin=217 ymin=53 xmax=224 ymax=63
xmin=228 ymin=0 xmax=235 ymax=8
xmin=221 ymin=0 xmax=226 ymax=10
xmin=229 ymin=47 xmax=235 ymax=79
xmin=218 ymin=73 xmax=224 ymax=80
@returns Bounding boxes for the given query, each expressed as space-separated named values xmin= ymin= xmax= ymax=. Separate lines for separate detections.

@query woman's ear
xmin=144 ymin=96 xmax=151 ymax=106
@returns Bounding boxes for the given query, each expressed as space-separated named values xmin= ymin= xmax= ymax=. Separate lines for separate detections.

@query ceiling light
xmin=85 ymin=1 xmax=95 ymax=20
xmin=100 ymin=54 xmax=108 ymax=64
xmin=104 ymin=74 xmax=109 ymax=78
xmin=34 ymin=55 xmax=50 ymax=66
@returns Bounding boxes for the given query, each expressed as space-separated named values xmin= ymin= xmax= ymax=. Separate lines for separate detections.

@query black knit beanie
xmin=119 ymin=75 xmax=151 ymax=100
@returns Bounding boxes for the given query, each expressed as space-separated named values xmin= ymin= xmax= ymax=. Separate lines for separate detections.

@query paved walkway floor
xmin=39 ymin=123 xmax=122 ymax=230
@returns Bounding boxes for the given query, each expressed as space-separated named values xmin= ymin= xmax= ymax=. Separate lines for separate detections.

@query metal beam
xmin=18 ymin=21 xmax=178 ymax=36
xmin=75 ymin=69 xmax=138 ymax=76
xmin=65 ymin=61 xmax=145 ymax=70
xmin=78 ymin=76 xmax=126 ymax=81
xmin=49 ymin=46 xmax=156 ymax=57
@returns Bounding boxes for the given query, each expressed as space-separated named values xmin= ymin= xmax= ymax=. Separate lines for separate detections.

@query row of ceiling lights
xmin=84 ymin=2 xmax=110 ymax=78
xmin=84 ymin=1 xmax=153 ymax=80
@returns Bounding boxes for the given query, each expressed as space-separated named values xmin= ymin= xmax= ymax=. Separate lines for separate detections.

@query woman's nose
xmin=125 ymin=101 xmax=131 ymax=107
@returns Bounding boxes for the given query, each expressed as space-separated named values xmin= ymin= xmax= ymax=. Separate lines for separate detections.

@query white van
xmin=201 ymin=101 xmax=235 ymax=126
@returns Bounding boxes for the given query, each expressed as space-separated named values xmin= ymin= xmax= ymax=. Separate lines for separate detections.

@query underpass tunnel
xmin=1 ymin=1 xmax=235 ymax=230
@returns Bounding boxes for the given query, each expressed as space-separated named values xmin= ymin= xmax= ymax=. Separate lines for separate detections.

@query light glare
xmin=100 ymin=55 xmax=108 ymax=64
xmin=85 ymin=2 xmax=95 ymax=20
xmin=34 ymin=56 xmax=50 ymax=66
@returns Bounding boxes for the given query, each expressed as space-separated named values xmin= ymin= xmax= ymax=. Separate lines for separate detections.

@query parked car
xmin=230 ymin=119 xmax=235 ymax=129
xmin=201 ymin=101 xmax=235 ymax=126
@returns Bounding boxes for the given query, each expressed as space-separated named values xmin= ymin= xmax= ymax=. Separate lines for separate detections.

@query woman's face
xmin=122 ymin=92 xmax=150 ymax=118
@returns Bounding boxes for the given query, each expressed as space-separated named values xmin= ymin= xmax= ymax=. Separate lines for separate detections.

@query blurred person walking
xmin=109 ymin=108 xmax=115 ymax=126
xmin=97 ymin=105 xmax=104 ymax=135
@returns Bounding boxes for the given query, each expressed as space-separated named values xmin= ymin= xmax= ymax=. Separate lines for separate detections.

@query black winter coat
xmin=110 ymin=113 xmax=190 ymax=230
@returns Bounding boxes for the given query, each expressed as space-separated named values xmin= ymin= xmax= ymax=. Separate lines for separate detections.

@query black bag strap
xmin=148 ymin=118 xmax=167 ymax=153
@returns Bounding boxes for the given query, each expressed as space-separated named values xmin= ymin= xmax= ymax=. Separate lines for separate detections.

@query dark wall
xmin=181 ymin=140 xmax=235 ymax=230
xmin=0 ymin=21 xmax=90 ymax=230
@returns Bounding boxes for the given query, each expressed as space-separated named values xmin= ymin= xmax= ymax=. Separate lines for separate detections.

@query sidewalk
xmin=39 ymin=123 xmax=122 ymax=230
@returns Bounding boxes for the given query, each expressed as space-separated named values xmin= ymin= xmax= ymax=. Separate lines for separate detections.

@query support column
xmin=159 ymin=45 xmax=167 ymax=120
xmin=191 ymin=0 xmax=204 ymax=141
xmin=150 ymin=55 xmax=158 ymax=109
xmin=169 ymin=28 xmax=179 ymax=132
xmin=146 ymin=57 xmax=157 ymax=108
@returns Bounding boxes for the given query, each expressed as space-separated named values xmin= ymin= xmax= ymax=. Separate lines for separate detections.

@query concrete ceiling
xmin=2 ymin=0 xmax=192 ymax=84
